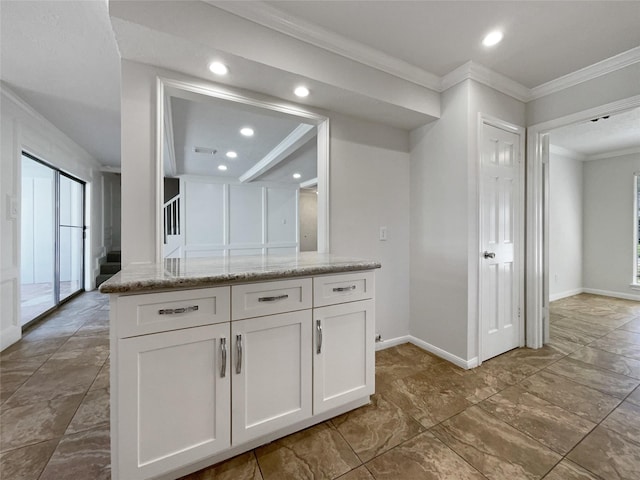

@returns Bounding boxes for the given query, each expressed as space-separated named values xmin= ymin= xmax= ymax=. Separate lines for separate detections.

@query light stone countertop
xmin=98 ymin=252 xmax=381 ymax=294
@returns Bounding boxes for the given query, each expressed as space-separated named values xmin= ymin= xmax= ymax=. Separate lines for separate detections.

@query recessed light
xmin=294 ymin=86 xmax=310 ymax=98
xmin=240 ymin=127 xmax=254 ymax=137
xmin=293 ymin=173 xmax=302 ymax=179
xmin=209 ymin=61 xmax=228 ymax=75
xmin=482 ymin=31 xmax=503 ymax=47
xmin=218 ymin=165 xmax=228 ymax=171
xmin=226 ymin=151 xmax=237 ymax=159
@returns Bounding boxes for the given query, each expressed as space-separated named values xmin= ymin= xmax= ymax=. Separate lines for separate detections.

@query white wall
xmin=299 ymin=190 xmax=317 ymax=252
xmin=1 ymin=84 xmax=107 ymax=350
xmin=583 ymin=153 xmax=640 ymax=299
xmin=409 ymin=80 xmax=526 ymax=364
xmin=548 ymin=150 xmax=584 ymax=300
xmin=103 ymin=172 xmax=121 ymax=252
xmin=120 ymin=60 xmax=412 ymax=345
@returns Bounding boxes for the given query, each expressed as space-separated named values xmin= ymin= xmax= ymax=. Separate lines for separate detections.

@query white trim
xmin=441 ymin=61 xmax=530 ymax=102
xmin=409 ymin=336 xmax=479 ymax=370
xmin=587 ymin=147 xmax=640 ymax=161
xmin=549 ymin=144 xmax=586 ymax=161
xmin=299 ymin=177 xmax=317 ymax=189
xmin=207 ymin=1 xmax=441 ymax=91
xmin=163 ymin=95 xmax=177 ymax=177
xmin=583 ymin=288 xmax=640 ymax=302
xmin=374 ymin=335 xmax=411 ymax=351
xmin=527 ymin=95 xmax=640 ymax=349
xmin=530 ymin=46 xmax=640 ymax=100
xmin=549 ymin=288 xmax=584 ymax=302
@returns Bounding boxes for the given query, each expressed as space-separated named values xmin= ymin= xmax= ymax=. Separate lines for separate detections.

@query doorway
xmin=20 ymin=152 xmax=85 ymax=326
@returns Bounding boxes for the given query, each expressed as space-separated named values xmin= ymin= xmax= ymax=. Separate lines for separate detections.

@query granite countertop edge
xmin=99 ymin=260 xmax=381 ymax=294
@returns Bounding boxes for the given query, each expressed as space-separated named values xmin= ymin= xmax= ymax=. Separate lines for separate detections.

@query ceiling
xmin=549 ymin=107 xmax=640 ymax=158
xmin=168 ymin=94 xmax=317 ymax=184
xmin=1 ymin=1 xmax=639 ymax=169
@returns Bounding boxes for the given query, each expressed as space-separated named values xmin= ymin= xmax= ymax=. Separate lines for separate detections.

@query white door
xmin=118 ymin=323 xmax=230 ymax=480
xmin=313 ymin=300 xmax=375 ymax=414
xmin=480 ymin=121 xmax=523 ymax=361
xmin=231 ymin=310 xmax=312 ymax=444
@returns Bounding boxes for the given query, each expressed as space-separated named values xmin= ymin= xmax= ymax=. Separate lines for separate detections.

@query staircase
xmin=96 ymin=250 xmax=121 ymax=287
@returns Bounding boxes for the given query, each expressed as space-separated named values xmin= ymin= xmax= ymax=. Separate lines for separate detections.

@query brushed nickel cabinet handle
xmin=220 ymin=338 xmax=227 ymax=378
xmin=333 ymin=285 xmax=356 ymax=292
xmin=158 ymin=305 xmax=199 ymax=315
xmin=258 ymin=294 xmax=288 ymax=302
xmin=236 ymin=334 xmax=243 ymax=374
xmin=316 ymin=320 xmax=323 ymax=354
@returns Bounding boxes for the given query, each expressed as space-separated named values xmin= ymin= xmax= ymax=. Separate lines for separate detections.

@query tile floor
xmin=2 ymin=292 xmax=640 ymax=479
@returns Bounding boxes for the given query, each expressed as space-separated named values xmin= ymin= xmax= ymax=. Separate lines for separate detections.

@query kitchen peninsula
xmin=100 ymin=252 xmax=380 ymax=480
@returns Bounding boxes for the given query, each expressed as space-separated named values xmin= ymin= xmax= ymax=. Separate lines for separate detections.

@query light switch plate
xmin=379 ymin=226 xmax=387 ymax=241
xmin=7 ymin=195 xmax=18 ymax=219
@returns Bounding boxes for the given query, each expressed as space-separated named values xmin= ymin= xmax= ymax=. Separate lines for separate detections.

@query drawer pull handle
xmin=158 ymin=305 xmax=199 ymax=315
xmin=220 ymin=338 xmax=227 ymax=378
xmin=236 ymin=334 xmax=243 ymax=374
xmin=258 ymin=294 xmax=289 ymax=302
xmin=316 ymin=320 xmax=323 ymax=354
xmin=333 ymin=285 xmax=356 ymax=292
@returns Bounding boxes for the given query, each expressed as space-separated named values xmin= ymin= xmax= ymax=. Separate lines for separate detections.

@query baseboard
xmin=408 ymin=336 xmax=478 ymax=369
xmin=549 ymin=288 xmax=584 ymax=302
xmin=375 ymin=335 xmax=411 ymax=351
xmin=582 ymin=288 xmax=640 ymax=302
xmin=0 ymin=325 xmax=21 ymax=351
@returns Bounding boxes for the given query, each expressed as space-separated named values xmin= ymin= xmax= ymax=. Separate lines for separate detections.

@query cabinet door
xmin=313 ymin=300 xmax=375 ymax=414
xmin=232 ymin=310 xmax=312 ymax=444
xmin=118 ymin=324 xmax=230 ymax=480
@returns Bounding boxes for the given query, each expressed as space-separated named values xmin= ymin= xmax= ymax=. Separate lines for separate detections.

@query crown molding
xmin=440 ymin=61 xmax=531 ymax=101
xmin=549 ymin=144 xmax=586 ymax=161
xmin=530 ymin=45 xmax=640 ymax=101
xmin=207 ymin=1 xmax=639 ymax=105
xmin=207 ymin=0 xmax=441 ymax=91
xmin=587 ymin=146 xmax=640 ymax=161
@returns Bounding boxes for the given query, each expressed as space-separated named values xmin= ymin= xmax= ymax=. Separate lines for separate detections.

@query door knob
xmin=483 ymin=251 xmax=496 ymax=259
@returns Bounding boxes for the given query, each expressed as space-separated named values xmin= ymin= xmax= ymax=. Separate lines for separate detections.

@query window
xmin=635 ymin=173 xmax=640 ymax=284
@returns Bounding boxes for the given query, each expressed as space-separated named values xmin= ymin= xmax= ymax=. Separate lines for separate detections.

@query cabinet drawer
xmin=313 ymin=271 xmax=375 ymax=307
xmin=116 ymin=287 xmax=230 ymax=338
xmin=232 ymin=278 xmax=312 ymax=320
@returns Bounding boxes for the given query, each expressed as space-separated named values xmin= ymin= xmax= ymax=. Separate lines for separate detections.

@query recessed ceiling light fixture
xmin=240 ymin=127 xmax=254 ymax=137
xmin=209 ymin=61 xmax=229 ymax=75
xmin=226 ymin=151 xmax=238 ymax=159
xmin=293 ymin=173 xmax=302 ymax=179
xmin=482 ymin=30 xmax=503 ymax=47
xmin=294 ymin=86 xmax=310 ymax=98
xmin=218 ymin=165 xmax=228 ymax=171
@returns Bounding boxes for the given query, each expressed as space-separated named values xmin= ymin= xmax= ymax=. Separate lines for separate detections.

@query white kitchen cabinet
xmin=313 ymin=299 xmax=375 ymax=414
xmin=117 ymin=323 xmax=230 ymax=480
xmin=231 ymin=310 xmax=312 ymax=444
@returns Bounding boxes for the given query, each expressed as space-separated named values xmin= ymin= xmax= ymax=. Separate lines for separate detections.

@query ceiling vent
xmin=193 ymin=147 xmax=217 ymax=155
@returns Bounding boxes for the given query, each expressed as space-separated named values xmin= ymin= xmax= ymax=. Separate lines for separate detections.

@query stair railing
xmin=163 ymin=194 xmax=181 ymax=244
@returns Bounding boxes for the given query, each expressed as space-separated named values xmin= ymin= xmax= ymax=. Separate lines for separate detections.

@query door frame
xmin=477 ymin=114 xmax=526 ymax=364
xmin=526 ymin=94 xmax=640 ymax=348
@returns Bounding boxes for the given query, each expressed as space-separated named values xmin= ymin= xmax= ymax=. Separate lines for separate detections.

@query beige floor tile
xmin=331 ymin=393 xmax=424 ymax=462
xmin=89 ymin=358 xmax=110 ymax=391
xmin=65 ymin=387 xmax=110 ymax=435
xmin=568 ymin=425 xmax=640 ymax=480
xmin=601 ymin=400 xmax=640 ymax=444
xmin=365 ymin=431 xmax=485 ymax=480
xmin=553 ymin=316 xmax=612 ymax=338
xmin=432 ymin=406 xmax=560 ymax=480
xmin=519 ymin=370 xmax=621 ymax=423
xmin=336 ymin=466 xmax=375 ymax=480
xmin=384 ymin=371 xmax=472 ymax=428
xmin=374 ymin=343 xmax=443 ymax=392
xmin=570 ymin=346 xmax=640 ymax=379
xmin=479 ymin=385 xmax=596 ymax=454
xmin=547 ymin=336 xmax=583 ymax=355
xmin=0 ymin=438 xmax=59 ymax=480
xmin=179 ymin=452 xmax=262 ymax=480
xmin=39 ymin=425 xmax=111 ymax=480
xmin=0 ymin=353 xmax=50 ymax=404
xmin=606 ymin=329 xmax=640 ymax=345
xmin=0 ymin=394 xmax=83 ymax=452
xmin=543 ymin=459 xmax=600 ymax=480
xmin=549 ymin=323 xmax=600 ymax=347
xmin=0 ymin=336 xmax=67 ymax=362
xmin=590 ymin=336 xmax=640 ymax=360
xmin=620 ymin=317 xmax=640 ymax=333
xmin=627 ymin=386 xmax=640 ymax=406
xmin=255 ymin=423 xmax=361 ymax=480
xmin=546 ymin=357 xmax=639 ymax=399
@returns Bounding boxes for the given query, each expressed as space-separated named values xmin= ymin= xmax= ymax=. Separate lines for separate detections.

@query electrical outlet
xmin=379 ymin=226 xmax=388 ymax=241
